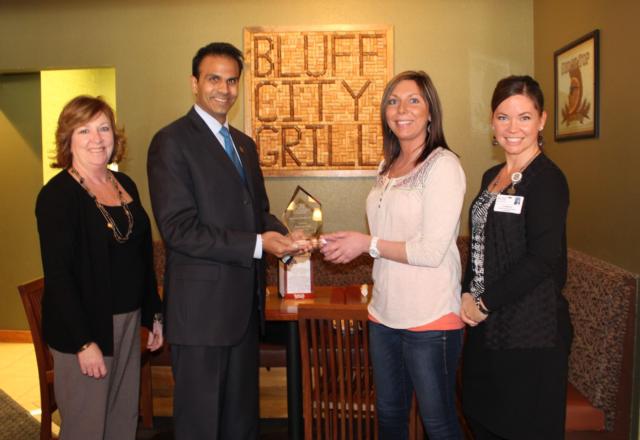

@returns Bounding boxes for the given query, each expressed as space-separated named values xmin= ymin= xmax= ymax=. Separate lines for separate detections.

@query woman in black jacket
xmin=36 ymin=96 xmax=163 ymax=440
xmin=460 ymin=76 xmax=572 ymax=439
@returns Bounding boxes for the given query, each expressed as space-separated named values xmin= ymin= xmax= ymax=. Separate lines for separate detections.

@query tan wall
xmin=0 ymin=0 xmax=533 ymax=329
xmin=0 ymin=74 xmax=43 ymax=329
xmin=533 ymin=0 xmax=640 ymax=274
xmin=533 ymin=3 xmax=640 ymax=436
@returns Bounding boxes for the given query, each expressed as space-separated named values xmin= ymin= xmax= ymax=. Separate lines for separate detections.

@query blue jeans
xmin=369 ymin=322 xmax=463 ymax=440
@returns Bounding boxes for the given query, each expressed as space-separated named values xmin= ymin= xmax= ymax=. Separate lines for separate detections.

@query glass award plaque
xmin=278 ymin=186 xmax=322 ymax=298
xmin=283 ymin=186 xmax=323 ymax=243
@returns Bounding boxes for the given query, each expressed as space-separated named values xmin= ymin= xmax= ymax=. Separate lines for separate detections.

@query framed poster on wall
xmin=554 ymin=30 xmax=600 ymax=141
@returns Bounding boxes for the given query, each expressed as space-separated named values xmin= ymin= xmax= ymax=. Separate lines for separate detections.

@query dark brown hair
xmin=491 ymin=75 xmax=544 ymax=114
xmin=380 ymin=71 xmax=450 ymax=175
xmin=192 ymin=42 xmax=244 ymax=78
xmin=52 ymin=95 xmax=126 ymax=169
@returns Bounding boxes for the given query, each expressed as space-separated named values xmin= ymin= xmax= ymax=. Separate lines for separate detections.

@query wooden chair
xmin=18 ymin=278 xmax=154 ymax=440
xmin=298 ymin=303 xmax=377 ymax=440
xmin=18 ymin=278 xmax=57 ymax=440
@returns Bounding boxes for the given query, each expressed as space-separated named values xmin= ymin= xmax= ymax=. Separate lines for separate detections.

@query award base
xmin=278 ymin=254 xmax=315 ymax=299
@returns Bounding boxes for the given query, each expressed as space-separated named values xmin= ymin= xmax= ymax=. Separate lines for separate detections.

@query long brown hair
xmin=379 ymin=71 xmax=450 ymax=175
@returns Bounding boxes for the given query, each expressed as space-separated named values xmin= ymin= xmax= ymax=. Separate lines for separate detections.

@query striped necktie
xmin=219 ymin=126 xmax=245 ymax=181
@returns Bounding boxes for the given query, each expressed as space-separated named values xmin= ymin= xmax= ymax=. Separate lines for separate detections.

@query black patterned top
xmin=469 ymin=190 xmax=498 ymax=301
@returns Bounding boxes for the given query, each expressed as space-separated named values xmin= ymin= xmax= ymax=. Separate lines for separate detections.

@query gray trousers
xmin=51 ymin=310 xmax=141 ymax=440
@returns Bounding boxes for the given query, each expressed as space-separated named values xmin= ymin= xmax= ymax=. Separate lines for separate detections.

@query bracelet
xmin=153 ymin=313 xmax=164 ymax=325
xmin=78 ymin=342 xmax=93 ymax=353
xmin=474 ymin=296 xmax=490 ymax=315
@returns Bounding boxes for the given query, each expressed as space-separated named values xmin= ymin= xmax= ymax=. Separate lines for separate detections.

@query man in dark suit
xmin=147 ymin=42 xmax=304 ymax=440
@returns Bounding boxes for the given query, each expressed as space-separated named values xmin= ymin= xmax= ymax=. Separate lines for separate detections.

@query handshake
xmin=263 ymin=230 xmax=371 ymax=265
xmin=261 ymin=230 xmax=324 ymax=260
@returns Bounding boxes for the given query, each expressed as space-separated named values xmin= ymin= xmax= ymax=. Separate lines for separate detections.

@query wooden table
xmin=264 ymin=285 xmax=369 ymax=440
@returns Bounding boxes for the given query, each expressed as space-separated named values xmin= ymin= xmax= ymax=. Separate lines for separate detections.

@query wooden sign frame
xmin=244 ymin=25 xmax=393 ymax=176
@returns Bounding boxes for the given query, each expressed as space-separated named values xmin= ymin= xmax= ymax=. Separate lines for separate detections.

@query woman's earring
xmin=537 ymin=128 xmax=544 ymax=147
xmin=492 ymin=136 xmax=498 ymax=146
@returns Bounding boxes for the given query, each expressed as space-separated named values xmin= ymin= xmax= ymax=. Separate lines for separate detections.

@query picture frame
xmin=554 ymin=30 xmax=600 ymax=141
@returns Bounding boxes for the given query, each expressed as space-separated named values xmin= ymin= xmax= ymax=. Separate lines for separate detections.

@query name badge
xmin=494 ymin=194 xmax=524 ymax=214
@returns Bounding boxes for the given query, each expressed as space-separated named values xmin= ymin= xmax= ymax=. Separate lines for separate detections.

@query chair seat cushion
xmin=565 ymin=383 xmax=605 ymax=431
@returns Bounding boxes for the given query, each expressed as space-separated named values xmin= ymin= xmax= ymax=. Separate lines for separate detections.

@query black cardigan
xmin=36 ymin=170 xmax=162 ymax=355
xmin=462 ymin=154 xmax=572 ymax=349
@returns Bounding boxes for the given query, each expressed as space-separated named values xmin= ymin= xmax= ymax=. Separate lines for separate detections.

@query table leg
xmin=286 ymin=321 xmax=303 ymax=440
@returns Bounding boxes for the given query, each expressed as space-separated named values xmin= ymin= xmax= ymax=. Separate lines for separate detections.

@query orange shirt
xmin=369 ymin=312 xmax=464 ymax=331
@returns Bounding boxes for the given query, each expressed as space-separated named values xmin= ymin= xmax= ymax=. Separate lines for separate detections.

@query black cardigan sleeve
xmin=36 ymin=178 xmax=93 ymax=351
xmin=483 ymin=166 xmax=569 ymax=311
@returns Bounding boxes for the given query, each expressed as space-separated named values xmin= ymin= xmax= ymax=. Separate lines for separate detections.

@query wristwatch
xmin=369 ymin=236 xmax=380 ymax=259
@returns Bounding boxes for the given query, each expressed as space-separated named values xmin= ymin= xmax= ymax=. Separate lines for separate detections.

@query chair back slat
xmin=342 ymin=321 xmax=353 ymax=440
xmin=299 ymin=303 xmax=377 ymax=440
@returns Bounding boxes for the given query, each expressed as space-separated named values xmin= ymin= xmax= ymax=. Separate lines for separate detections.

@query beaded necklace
xmin=70 ymin=168 xmax=134 ymax=243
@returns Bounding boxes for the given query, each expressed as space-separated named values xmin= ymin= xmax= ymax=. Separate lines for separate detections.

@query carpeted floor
xmin=0 ymin=389 xmax=41 ymax=440
xmin=0 ymin=388 xmax=288 ymax=440
xmin=136 ymin=417 xmax=288 ymax=440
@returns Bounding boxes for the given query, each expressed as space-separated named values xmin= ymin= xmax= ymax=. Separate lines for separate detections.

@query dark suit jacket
xmin=147 ymin=107 xmax=287 ymax=347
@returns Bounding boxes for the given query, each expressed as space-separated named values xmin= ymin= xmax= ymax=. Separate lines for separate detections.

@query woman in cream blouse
xmin=321 ymin=70 xmax=466 ymax=440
